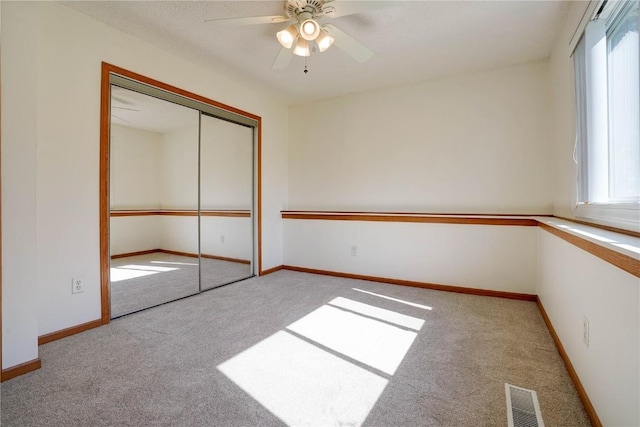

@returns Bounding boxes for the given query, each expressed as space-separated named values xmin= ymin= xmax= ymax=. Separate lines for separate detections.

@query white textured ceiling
xmin=63 ymin=0 xmax=569 ymax=106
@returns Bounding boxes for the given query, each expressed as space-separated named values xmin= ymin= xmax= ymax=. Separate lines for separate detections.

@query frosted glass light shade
xmin=293 ymin=38 xmax=311 ymax=57
xmin=277 ymin=25 xmax=298 ymax=49
xmin=300 ymin=18 xmax=320 ymax=41
xmin=316 ymin=30 xmax=335 ymax=52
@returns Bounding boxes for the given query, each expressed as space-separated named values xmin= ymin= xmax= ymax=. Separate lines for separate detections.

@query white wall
xmin=109 ymin=125 xmax=162 ymax=257
xmin=1 ymin=1 xmax=288 ymax=365
xmin=284 ymin=60 xmax=552 ymax=296
xmin=158 ymin=216 xmax=199 ymax=255
xmin=542 ymin=3 xmax=640 ymax=424
xmin=537 ymin=230 xmax=639 ymax=426
xmin=288 ymin=61 xmax=552 ymax=214
xmin=110 ymin=119 xmax=253 ymax=260
xmin=200 ymin=115 xmax=253 ymax=210
xmin=111 ymin=216 xmax=251 ymax=261
xmin=549 ymin=1 xmax=584 ymax=220
xmin=200 ymin=116 xmax=254 ymax=262
xmin=284 ymin=220 xmax=538 ymax=294
xmin=160 ymin=125 xmax=199 ymax=210
xmin=200 ymin=217 xmax=253 ymax=262
xmin=1 ymin=2 xmax=39 ymax=368
xmin=110 ymin=125 xmax=162 ymax=209
xmin=110 ymin=217 xmax=160 ymax=256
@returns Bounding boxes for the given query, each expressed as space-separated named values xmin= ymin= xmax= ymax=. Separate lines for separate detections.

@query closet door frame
xmin=99 ymin=62 xmax=262 ymax=324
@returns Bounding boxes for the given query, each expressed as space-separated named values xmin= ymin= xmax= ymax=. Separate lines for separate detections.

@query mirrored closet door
xmin=108 ymin=84 xmax=256 ymax=318
xmin=200 ymin=113 xmax=254 ymax=290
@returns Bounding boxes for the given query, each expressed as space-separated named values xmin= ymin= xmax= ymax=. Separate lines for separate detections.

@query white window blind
xmin=607 ymin=0 xmax=639 ymax=201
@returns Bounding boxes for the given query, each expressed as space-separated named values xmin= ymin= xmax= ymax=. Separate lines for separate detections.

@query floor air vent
xmin=505 ymin=383 xmax=545 ymax=427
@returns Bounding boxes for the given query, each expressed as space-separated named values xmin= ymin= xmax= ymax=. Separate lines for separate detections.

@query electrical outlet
xmin=72 ymin=278 xmax=84 ymax=294
xmin=220 ymin=235 xmax=225 ymax=244
xmin=583 ymin=317 xmax=589 ymax=347
xmin=350 ymin=245 xmax=357 ymax=257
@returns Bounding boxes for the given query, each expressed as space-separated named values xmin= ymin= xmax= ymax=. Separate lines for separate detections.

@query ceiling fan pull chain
xmin=304 ymin=56 xmax=309 ymax=74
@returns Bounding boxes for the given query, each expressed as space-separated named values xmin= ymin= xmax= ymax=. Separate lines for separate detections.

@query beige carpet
xmin=110 ymin=252 xmax=252 ymax=317
xmin=1 ymin=271 xmax=590 ymax=426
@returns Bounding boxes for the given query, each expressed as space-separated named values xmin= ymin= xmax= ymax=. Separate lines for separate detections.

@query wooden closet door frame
xmin=100 ymin=62 xmax=263 ymax=324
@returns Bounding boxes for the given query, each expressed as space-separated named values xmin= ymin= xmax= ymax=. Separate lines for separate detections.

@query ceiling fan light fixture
xmin=299 ymin=18 xmax=320 ymax=41
xmin=292 ymin=37 xmax=311 ymax=57
xmin=315 ymin=29 xmax=334 ymax=52
xmin=276 ymin=25 xmax=298 ymax=49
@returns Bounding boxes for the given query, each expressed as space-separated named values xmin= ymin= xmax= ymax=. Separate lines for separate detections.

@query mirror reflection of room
xmin=109 ymin=87 xmax=199 ymax=318
xmin=109 ymin=86 xmax=255 ymax=318
xmin=200 ymin=114 xmax=254 ymax=290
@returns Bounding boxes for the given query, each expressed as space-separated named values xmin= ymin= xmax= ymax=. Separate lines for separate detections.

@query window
xmin=574 ymin=0 xmax=639 ymax=230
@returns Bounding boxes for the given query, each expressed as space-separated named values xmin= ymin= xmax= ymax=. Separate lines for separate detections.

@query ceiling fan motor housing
xmin=285 ymin=0 xmax=328 ymax=19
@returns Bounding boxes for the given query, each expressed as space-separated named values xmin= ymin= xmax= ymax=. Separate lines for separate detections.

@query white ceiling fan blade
xmin=205 ymin=15 xmax=293 ymax=27
xmin=112 ymin=95 xmax=134 ymax=106
xmin=272 ymin=46 xmax=294 ymax=69
xmin=112 ymin=106 xmax=140 ymax=112
xmin=111 ymin=113 xmax=131 ymax=124
xmin=323 ymin=0 xmax=394 ymax=18
xmin=323 ymin=24 xmax=373 ymax=63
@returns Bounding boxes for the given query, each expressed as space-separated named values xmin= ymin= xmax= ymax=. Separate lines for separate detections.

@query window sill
xmin=536 ymin=216 xmax=640 ymax=261
xmin=573 ymin=203 xmax=640 ymax=234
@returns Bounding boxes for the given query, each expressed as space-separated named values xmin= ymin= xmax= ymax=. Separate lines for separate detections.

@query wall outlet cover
xmin=72 ymin=278 xmax=84 ymax=294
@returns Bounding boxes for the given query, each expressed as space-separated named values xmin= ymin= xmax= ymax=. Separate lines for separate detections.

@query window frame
xmin=572 ymin=0 xmax=640 ymax=231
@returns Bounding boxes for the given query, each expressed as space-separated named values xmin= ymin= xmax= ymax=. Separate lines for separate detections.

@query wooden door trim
xmin=100 ymin=62 xmax=262 ymax=324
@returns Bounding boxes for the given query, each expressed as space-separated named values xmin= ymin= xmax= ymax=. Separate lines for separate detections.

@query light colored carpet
xmin=1 ymin=271 xmax=591 ymax=426
xmin=200 ymin=257 xmax=252 ymax=291
xmin=110 ymin=252 xmax=252 ymax=317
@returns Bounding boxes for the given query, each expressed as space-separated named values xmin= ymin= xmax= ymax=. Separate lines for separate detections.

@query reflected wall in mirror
xmin=109 ymin=86 xmax=200 ymax=317
xmin=200 ymin=114 xmax=254 ymax=290
xmin=109 ymin=85 xmax=257 ymax=318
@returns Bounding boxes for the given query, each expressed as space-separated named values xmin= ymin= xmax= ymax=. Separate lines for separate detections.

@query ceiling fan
xmin=206 ymin=0 xmax=387 ymax=69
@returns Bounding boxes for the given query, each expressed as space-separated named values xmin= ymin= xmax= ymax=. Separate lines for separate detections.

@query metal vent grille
xmin=505 ymin=384 xmax=545 ymax=427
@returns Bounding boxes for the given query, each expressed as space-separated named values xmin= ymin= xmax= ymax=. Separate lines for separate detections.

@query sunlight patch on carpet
xmin=150 ymin=260 xmax=199 ymax=266
xmin=328 ymin=297 xmax=425 ymax=330
xmin=110 ymin=268 xmax=158 ymax=282
xmin=218 ymin=294 xmax=429 ymax=426
xmin=287 ymin=304 xmax=418 ymax=375
xmin=117 ymin=264 xmax=179 ymax=272
xmin=218 ymin=330 xmax=388 ymax=427
xmin=352 ymin=288 xmax=433 ymax=310
xmin=110 ymin=264 xmax=178 ymax=282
